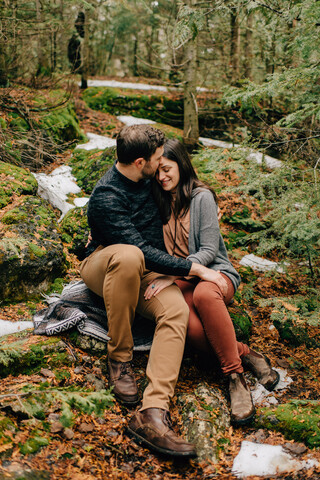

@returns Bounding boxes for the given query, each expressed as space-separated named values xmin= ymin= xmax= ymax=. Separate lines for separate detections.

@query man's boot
xmin=228 ymin=373 xmax=255 ymax=426
xmin=127 ymin=408 xmax=197 ymax=457
xmin=242 ymin=349 xmax=280 ymax=391
xmin=108 ymin=359 xmax=139 ymax=406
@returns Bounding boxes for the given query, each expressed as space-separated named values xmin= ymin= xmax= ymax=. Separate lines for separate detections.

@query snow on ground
xmin=199 ymin=137 xmax=240 ymax=149
xmin=251 ymin=368 xmax=293 ymax=407
xmin=117 ymin=115 xmax=156 ymax=126
xmin=240 ymin=254 xmax=288 ymax=274
xmin=76 ymin=132 xmax=116 ymax=150
xmin=232 ymin=441 xmax=318 ymax=478
xmin=83 ymin=79 xmax=208 ymax=92
xmin=0 ymin=319 xmax=34 ymax=337
xmin=32 ymin=165 xmax=81 ymax=220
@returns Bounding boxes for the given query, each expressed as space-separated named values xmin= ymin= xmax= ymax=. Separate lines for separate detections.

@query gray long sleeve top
xmin=86 ymin=163 xmax=192 ymax=276
xmin=187 ymin=188 xmax=241 ymax=291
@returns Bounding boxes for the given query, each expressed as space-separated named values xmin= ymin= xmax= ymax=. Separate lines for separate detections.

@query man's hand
xmin=144 ymin=276 xmax=178 ymax=299
xmin=189 ymin=263 xmax=228 ymax=296
xmin=85 ymin=232 xmax=93 ymax=248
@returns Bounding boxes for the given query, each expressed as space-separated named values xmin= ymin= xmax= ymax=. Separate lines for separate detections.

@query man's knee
xmin=108 ymin=244 xmax=145 ymax=274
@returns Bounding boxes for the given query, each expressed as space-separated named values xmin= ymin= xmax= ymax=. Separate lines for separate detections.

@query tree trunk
xmin=183 ymin=34 xmax=199 ymax=150
xmin=35 ymin=0 xmax=49 ymax=76
xmin=243 ymin=12 xmax=253 ymax=80
xmin=133 ymin=35 xmax=138 ymax=76
xmin=230 ymin=10 xmax=240 ymax=84
xmin=81 ymin=11 xmax=89 ymax=89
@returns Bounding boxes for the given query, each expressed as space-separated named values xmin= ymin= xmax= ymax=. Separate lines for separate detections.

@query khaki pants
xmin=80 ymin=244 xmax=189 ymax=410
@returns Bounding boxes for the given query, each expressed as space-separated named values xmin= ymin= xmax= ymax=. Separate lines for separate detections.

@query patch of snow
xmin=199 ymin=137 xmax=240 ymax=149
xmin=33 ymin=165 xmax=81 ymax=220
xmin=0 ymin=319 xmax=34 ymax=337
xmin=85 ymin=79 xmax=169 ymax=92
xmin=74 ymin=197 xmax=89 ymax=207
xmin=240 ymin=254 xmax=288 ymax=274
xmin=232 ymin=441 xmax=318 ymax=478
xmin=246 ymin=149 xmax=283 ymax=169
xmin=251 ymin=368 xmax=292 ymax=406
xmin=117 ymin=115 xmax=156 ymax=126
xmin=76 ymin=132 xmax=116 ymax=151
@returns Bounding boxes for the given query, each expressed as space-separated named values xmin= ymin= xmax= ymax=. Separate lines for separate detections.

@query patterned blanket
xmin=33 ymin=280 xmax=154 ymax=351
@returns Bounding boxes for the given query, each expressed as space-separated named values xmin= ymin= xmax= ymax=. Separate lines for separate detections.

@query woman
xmin=145 ymin=138 xmax=280 ymax=426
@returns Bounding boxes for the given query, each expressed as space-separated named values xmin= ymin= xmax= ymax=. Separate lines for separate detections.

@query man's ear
xmin=134 ymin=157 xmax=146 ymax=170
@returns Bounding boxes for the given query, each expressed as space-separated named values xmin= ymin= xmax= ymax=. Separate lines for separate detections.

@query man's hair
xmin=116 ymin=125 xmax=165 ymax=165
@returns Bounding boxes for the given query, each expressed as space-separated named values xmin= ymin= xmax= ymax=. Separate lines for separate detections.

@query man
xmin=81 ymin=125 xmax=227 ymax=457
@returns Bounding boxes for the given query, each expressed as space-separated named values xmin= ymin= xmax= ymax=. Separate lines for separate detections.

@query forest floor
xmin=0 ymin=83 xmax=320 ymax=480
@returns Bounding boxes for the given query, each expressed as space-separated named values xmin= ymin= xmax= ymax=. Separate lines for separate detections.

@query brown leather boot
xmin=108 ymin=359 xmax=139 ymax=406
xmin=127 ymin=408 xmax=197 ymax=457
xmin=242 ymin=349 xmax=280 ymax=391
xmin=228 ymin=373 xmax=255 ymax=426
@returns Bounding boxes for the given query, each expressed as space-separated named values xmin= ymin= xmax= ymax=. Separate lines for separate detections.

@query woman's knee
xmin=193 ymin=281 xmax=222 ymax=309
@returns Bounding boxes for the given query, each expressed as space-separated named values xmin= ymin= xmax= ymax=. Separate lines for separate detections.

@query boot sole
xmin=114 ymin=392 xmax=140 ymax=407
xmin=126 ymin=426 xmax=197 ymax=457
xmin=230 ymin=408 xmax=256 ymax=427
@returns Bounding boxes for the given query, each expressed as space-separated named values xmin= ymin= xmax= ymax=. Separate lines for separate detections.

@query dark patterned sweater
xmin=86 ymin=163 xmax=192 ymax=276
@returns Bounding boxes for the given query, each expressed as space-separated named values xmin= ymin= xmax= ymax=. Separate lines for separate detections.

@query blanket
xmin=33 ymin=280 xmax=154 ymax=351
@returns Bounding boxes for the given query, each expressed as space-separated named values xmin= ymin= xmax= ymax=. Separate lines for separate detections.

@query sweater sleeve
xmin=88 ymin=185 xmax=192 ymax=276
xmin=187 ymin=190 xmax=220 ymax=266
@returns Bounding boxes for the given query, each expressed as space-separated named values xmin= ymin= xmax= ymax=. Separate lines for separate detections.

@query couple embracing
xmin=80 ymin=125 xmax=279 ymax=458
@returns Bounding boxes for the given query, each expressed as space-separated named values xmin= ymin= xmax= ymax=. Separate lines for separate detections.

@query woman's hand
xmin=190 ymin=263 xmax=228 ymax=296
xmin=85 ymin=232 xmax=92 ymax=248
xmin=144 ymin=276 xmax=178 ymax=299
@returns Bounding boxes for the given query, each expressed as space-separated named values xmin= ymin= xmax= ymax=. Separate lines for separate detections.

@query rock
xmin=40 ymin=368 xmax=55 ymax=378
xmin=0 ymin=331 xmax=73 ymax=378
xmin=67 ymin=331 xmax=108 ymax=356
xmin=85 ymin=373 xmax=105 ymax=391
xmin=240 ymin=253 xmax=287 ymax=273
xmin=70 ymin=146 xmax=115 ymax=195
xmin=63 ymin=428 xmax=74 ymax=440
xmin=0 ymin=195 xmax=66 ymax=301
xmin=0 ymin=462 xmax=50 ymax=480
xmin=0 ymin=161 xmax=38 ymax=208
xmin=59 ymin=205 xmax=90 ymax=260
xmin=50 ymin=421 xmax=64 ymax=433
xmin=259 ymin=295 xmax=320 ymax=349
xmin=228 ymin=303 xmax=252 ymax=343
xmin=256 ymin=400 xmax=320 ymax=448
xmin=284 ymin=442 xmax=307 ymax=455
xmin=78 ymin=422 xmax=95 ymax=433
xmin=177 ymin=383 xmax=230 ymax=462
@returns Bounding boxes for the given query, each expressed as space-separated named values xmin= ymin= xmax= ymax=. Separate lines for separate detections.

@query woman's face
xmin=157 ymin=157 xmax=180 ymax=192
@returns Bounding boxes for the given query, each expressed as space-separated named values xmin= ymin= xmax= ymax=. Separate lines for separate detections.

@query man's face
xmin=141 ymin=146 xmax=164 ymax=179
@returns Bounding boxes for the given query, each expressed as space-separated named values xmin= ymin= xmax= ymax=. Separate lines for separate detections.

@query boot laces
xmin=120 ymin=361 xmax=133 ymax=378
xmin=163 ymin=410 xmax=173 ymax=429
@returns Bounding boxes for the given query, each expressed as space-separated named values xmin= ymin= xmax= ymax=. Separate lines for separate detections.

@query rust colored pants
xmin=80 ymin=244 xmax=189 ymax=411
xmin=176 ymin=274 xmax=250 ymax=375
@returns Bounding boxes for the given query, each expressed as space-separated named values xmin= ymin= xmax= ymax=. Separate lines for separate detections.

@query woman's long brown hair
xmin=152 ymin=139 xmax=217 ymax=224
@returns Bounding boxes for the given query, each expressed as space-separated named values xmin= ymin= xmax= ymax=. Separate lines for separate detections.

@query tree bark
xmin=243 ymin=12 xmax=253 ymax=80
xmin=183 ymin=34 xmax=199 ymax=150
xmin=81 ymin=11 xmax=88 ymax=89
xmin=230 ymin=10 xmax=240 ymax=84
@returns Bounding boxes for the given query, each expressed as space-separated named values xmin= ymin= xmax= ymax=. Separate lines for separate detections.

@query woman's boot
xmin=242 ymin=349 xmax=280 ymax=391
xmin=228 ymin=373 xmax=255 ymax=426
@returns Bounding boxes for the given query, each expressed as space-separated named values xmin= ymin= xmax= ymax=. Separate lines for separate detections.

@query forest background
xmin=0 ymin=0 xmax=320 ymax=479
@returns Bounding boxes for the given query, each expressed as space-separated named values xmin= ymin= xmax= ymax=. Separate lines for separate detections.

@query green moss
xmin=70 ymin=147 xmax=115 ymax=194
xmin=257 ymin=400 xmax=320 ymax=448
xmin=0 ymin=161 xmax=38 ymax=208
xmin=259 ymin=295 xmax=320 ymax=348
xmin=28 ymin=242 xmax=46 ymax=257
xmin=2 ymin=208 xmax=28 ymax=225
xmin=20 ymin=433 xmax=49 ymax=455
xmin=60 ymin=205 xmax=89 ymax=260
xmin=82 ymin=87 xmax=184 ymax=127
xmin=228 ymin=305 xmax=252 ymax=342
xmin=39 ymin=103 xmax=86 ymax=144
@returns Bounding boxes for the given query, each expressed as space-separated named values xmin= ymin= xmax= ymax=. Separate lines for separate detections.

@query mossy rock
xmin=256 ymin=400 xmax=320 ymax=448
xmin=0 ymin=195 xmax=66 ymax=301
xmin=153 ymin=122 xmax=183 ymax=141
xmin=0 ymin=415 xmax=17 ymax=458
xmin=60 ymin=205 xmax=89 ymax=260
xmin=0 ymin=331 xmax=72 ymax=378
xmin=259 ymin=296 xmax=320 ymax=349
xmin=228 ymin=303 xmax=252 ymax=343
xmin=39 ymin=103 xmax=86 ymax=144
xmin=82 ymin=87 xmax=184 ymax=127
xmin=70 ymin=147 xmax=115 ymax=194
xmin=0 ymin=161 xmax=38 ymax=208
